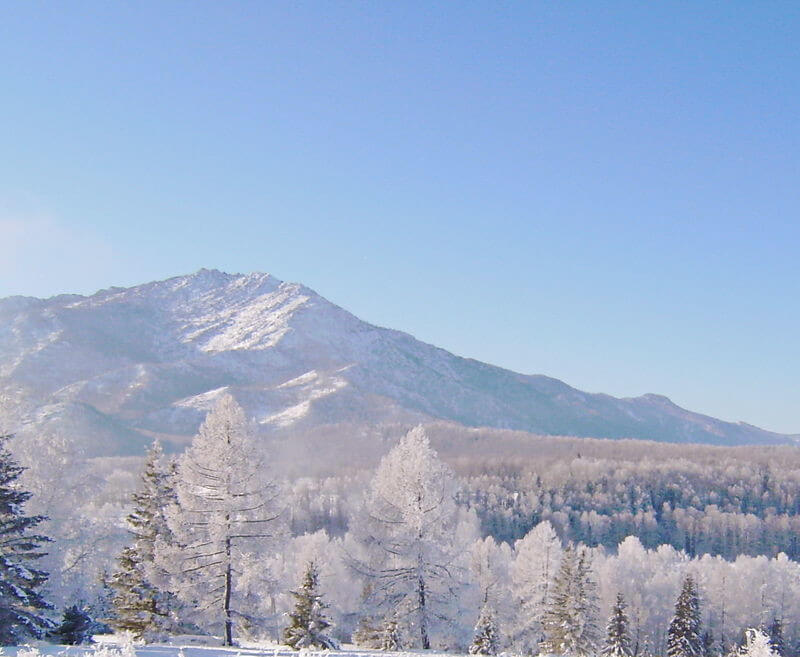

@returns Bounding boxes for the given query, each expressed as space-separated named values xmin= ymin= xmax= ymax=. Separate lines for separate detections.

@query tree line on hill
xmin=2 ymin=396 xmax=800 ymax=657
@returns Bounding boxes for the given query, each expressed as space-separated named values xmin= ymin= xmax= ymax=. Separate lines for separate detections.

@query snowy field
xmin=2 ymin=640 xmax=466 ymax=657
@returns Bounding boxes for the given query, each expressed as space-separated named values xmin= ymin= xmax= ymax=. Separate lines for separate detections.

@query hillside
xmin=0 ymin=269 xmax=795 ymax=455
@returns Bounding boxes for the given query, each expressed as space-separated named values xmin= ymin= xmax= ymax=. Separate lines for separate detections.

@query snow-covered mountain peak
xmin=1 ymin=270 xmax=797 ymax=456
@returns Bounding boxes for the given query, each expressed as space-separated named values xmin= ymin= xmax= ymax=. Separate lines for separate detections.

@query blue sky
xmin=1 ymin=2 xmax=798 ymax=433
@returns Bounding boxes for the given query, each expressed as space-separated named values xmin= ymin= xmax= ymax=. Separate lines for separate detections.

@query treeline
xmin=284 ymin=428 xmax=800 ymax=560
xmin=457 ymin=460 xmax=800 ymax=558
xmin=94 ymin=400 xmax=800 ymax=655
xmin=7 ymin=404 xmax=800 ymax=656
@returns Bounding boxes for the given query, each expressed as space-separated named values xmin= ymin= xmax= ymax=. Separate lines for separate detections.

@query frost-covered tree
xmin=352 ymin=615 xmax=382 ymax=649
xmin=0 ymin=433 xmax=52 ymax=644
xmin=13 ymin=429 xmax=121 ymax=609
xmin=468 ymin=535 xmax=512 ymax=647
xmin=470 ymin=604 xmax=500 ymax=655
xmin=470 ymin=536 xmax=511 ymax=608
xmin=739 ymin=629 xmax=777 ymax=657
xmin=602 ymin=592 xmax=633 ymax=657
xmin=283 ymin=560 xmax=337 ymax=650
xmin=348 ymin=426 xmax=471 ymax=649
xmin=109 ymin=440 xmax=180 ymax=639
xmin=270 ymin=530 xmax=361 ymax=642
xmin=511 ymin=520 xmax=563 ymax=651
xmin=164 ymin=394 xmax=283 ymax=646
xmin=380 ymin=616 xmax=402 ymax=651
xmin=668 ymin=575 xmax=703 ymax=657
xmin=541 ymin=546 xmax=600 ymax=657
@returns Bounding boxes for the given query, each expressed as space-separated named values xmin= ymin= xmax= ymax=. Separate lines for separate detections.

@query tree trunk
xmin=419 ymin=572 xmax=430 ymax=649
xmin=224 ymin=534 xmax=233 ymax=646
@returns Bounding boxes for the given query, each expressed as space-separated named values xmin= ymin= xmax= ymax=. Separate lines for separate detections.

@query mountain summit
xmin=0 ymin=269 xmax=795 ymax=455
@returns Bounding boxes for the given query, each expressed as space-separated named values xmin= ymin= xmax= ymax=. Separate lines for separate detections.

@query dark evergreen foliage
xmin=283 ymin=561 xmax=338 ymax=650
xmin=108 ymin=441 xmax=179 ymax=640
xmin=380 ymin=617 xmax=401 ymax=652
xmin=702 ymin=629 xmax=715 ymax=657
xmin=352 ymin=615 xmax=382 ymax=648
xmin=49 ymin=605 xmax=94 ymax=645
xmin=667 ymin=575 xmax=703 ymax=657
xmin=0 ymin=433 xmax=52 ymax=644
xmin=768 ymin=618 xmax=786 ymax=657
xmin=469 ymin=605 xmax=499 ymax=655
xmin=602 ymin=592 xmax=633 ymax=657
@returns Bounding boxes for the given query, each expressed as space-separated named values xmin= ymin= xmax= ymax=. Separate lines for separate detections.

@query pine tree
xmin=667 ymin=575 xmax=703 ymax=657
xmin=352 ymin=615 xmax=382 ymax=648
xmin=108 ymin=440 xmax=180 ymax=640
xmin=602 ymin=593 xmax=633 ymax=657
xmin=702 ymin=630 xmax=715 ymax=657
xmin=767 ymin=619 xmax=785 ymax=657
xmin=575 ymin=548 xmax=601 ymax=651
xmin=541 ymin=546 xmax=600 ymax=657
xmin=165 ymin=395 xmax=283 ymax=646
xmin=470 ymin=604 xmax=499 ymax=655
xmin=380 ymin=617 xmax=402 ymax=651
xmin=283 ymin=561 xmax=338 ymax=650
xmin=49 ymin=605 xmax=93 ymax=645
xmin=0 ymin=433 xmax=52 ymax=644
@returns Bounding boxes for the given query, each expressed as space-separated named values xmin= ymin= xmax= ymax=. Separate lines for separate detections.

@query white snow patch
xmin=277 ymin=370 xmax=319 ymax=388
xmin=174 ymin=387 xmax=231 ymax=410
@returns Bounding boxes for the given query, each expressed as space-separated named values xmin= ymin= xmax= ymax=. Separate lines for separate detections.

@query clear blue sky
xmin=1 ymin=2 xmax=798 ymax=433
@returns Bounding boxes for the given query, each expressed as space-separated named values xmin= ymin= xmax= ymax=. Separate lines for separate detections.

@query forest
xmin=3 ymin=398 xmax=800 ymax=657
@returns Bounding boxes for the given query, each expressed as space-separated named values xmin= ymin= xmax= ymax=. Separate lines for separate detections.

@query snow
xmin=174 ymin=388 xmax=231 ymax=411
xmin=3 ymin=640 xmax=476 ymax=657
xmin=277 ymin=371 xmax=320 ymax=389
xmin=1 ymin=268 xmax=797 ymax=455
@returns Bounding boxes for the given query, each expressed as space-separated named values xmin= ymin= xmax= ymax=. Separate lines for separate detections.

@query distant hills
xmin=0 ymin=269 xmax=795 ymax=456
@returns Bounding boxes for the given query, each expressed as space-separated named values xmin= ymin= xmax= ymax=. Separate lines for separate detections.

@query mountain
xmin=0 ymin=269 xmax=796 ymax=456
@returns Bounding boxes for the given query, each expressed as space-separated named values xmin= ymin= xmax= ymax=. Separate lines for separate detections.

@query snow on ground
xmin=2 ymin=640 xmax=469 ymax=657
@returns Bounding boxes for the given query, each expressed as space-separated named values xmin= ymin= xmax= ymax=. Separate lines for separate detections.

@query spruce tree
xmin=49 ymin=605 xmax=93 ymax=645
xmin=768 ymin=618 xmax=785 ymax=657
xmin=602 ymin=592 xmax=633 ymax=657
xmin=108 ymin=440 xmax=179 ymax=640
xmin=702 ymin=630 xmax=715 ymax=657
xmin=541 ymin=546 xmax=600 ymax=657
xmin=380 ymin=617 xmax=402 ymax=651
xmin=575 ymin=548 xmax=601 ymax=651
xmin=667 ymin=575 xmax=703 ymax=657
xmin=0 ymin=433 xmax=52 ymax=644
xmin=470 ymin=604 xmax=500 ymax=655
xmin=352 ymin=615 xmax=382 ymax=649
xmin=283 ymin=561 xmax=338 ymax=650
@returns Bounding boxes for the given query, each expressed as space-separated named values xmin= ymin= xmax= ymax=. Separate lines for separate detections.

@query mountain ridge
xmin=0 ymin=269 xmax=796 ymax=455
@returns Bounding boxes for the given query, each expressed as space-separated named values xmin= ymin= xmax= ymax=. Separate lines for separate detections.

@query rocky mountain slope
xmin=0 ymin=269 xmax=795 ymax=456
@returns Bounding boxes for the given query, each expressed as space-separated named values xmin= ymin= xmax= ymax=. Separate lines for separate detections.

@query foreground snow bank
xmin=1 ymin=639 xmax=477 ymax=657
